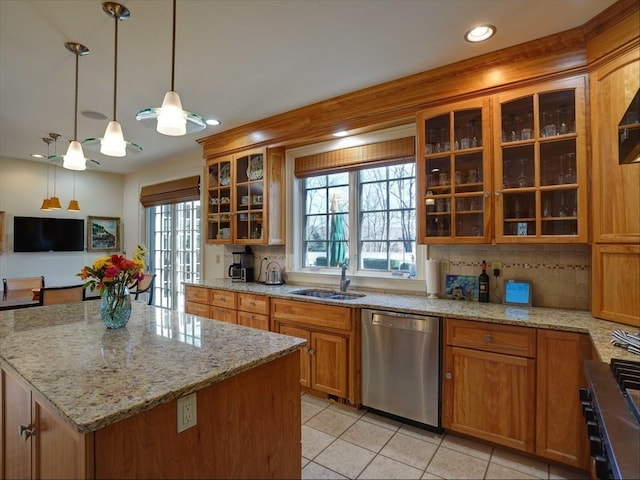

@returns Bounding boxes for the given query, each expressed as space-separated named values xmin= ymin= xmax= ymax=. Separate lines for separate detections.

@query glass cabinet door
xmin=206 ymin=157 xmax=232 ymax=242
xmin=418 ymin=98 xmax=490 ymax=243
xmin=495 ymin=77 xmax=586 ymax=243
xmin=233 ymin=151 xmax=265 ymax=242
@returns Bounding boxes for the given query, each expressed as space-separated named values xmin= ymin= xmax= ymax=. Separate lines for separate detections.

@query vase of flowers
xmin=79 ymin=245 xmax=147 ymax=329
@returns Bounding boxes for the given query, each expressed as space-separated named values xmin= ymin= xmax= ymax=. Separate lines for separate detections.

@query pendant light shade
xmin=64 ymin=42 xmax=89 ymax=171
xmin=135 ymin=0 xmax=207 ymax=136
xmin=101 ymin=120 xmax=127 ymax=156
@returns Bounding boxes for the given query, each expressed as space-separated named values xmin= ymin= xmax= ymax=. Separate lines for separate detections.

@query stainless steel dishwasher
xmin=361 ymin=309 xmax=441 ymax=429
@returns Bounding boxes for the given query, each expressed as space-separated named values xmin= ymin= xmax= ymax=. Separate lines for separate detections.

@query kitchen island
xmin=0 ymin=301 xmax=305 ymax=479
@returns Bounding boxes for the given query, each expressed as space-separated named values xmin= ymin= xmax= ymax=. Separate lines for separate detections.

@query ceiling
xmin=0 ymin=0 xmax=616 ymax=174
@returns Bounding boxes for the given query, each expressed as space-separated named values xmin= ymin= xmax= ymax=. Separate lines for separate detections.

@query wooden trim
xmin=294 ymin=136 xmax=415 ymax=177
xmin=139 ymin=175 xmax=200 ymax=207
xmin=582 ymin=0 xmax=639 ymax=43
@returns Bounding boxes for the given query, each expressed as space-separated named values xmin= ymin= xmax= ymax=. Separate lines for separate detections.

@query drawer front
xmin=238 ymin=293 xmax=269 ymax=315
xmin=271 ymin=298 xmax=352 ymax=331
xmin=185 ymin=286 xmax=210 ymax=304
xmin=210 ymin=306 xmax=237 ymax=324
xmin=185 ymin=301 xmax=210 ymax=318
xmin=237 ymin=311 xmax=270 ymax=331
xmin=211 ymin=290 xmax=237 ymax=308
xmin=446 ymin=318 xmax=536 ymax=358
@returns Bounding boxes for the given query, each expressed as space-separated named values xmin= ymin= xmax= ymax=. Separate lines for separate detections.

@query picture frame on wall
xmin=87 ymin=216 xmax=120 ymax=252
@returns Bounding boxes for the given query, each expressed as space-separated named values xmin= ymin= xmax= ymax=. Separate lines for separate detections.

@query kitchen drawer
xmin=238 ymin=311 xmax=270 ymax=331
xmin=238 ymin=293 xmax=269 ymax=315
xmin=271 ymin=298 xmax=353 ymax=332
xmin=185 ymin=301 xmax=210 ymax=318
xmin=210 ymin=306 xmax=237 ymax=324
xmin=185 ymin=285 xmax=210 ymax=305
xmin=211 ymin=289 xmax=237 ymax=308
xmin=446 ymin=318 xmax=536 ymax=358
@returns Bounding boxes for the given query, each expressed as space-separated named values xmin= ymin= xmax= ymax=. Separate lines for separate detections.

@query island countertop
xmin=0 ymin=301 xmax=305 ymax=434
xmin=188 ymin=279 xmax=640 ymax=363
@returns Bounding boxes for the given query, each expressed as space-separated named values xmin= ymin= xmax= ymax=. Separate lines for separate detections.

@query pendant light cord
xmin=171 ymin=0 xmax=176 ymax=91
xmin=113 ymin=13 xmax=119 ymax=121
xmin=73 ymin=52 xmax=79 ymax=141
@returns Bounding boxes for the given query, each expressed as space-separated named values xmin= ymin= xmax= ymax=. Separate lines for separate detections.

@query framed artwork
xmin=87 ymin=216 xmax=120 ymax=252
xmin=445 ymin=274 xmax=479 ymax=301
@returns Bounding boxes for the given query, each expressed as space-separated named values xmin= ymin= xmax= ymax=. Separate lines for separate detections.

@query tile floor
xmin=301 ymin=394 xmax=589 ymax=480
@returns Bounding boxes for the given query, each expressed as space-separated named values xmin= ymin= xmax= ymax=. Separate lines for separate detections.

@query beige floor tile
xmin=380 ymin=431 xmax=438 ymax=470
xmin=549 ymin=464 xmax=590 ymax=480
xmin=302 ymin=456 xmax=311 ymax=469
xmin=440 ymin=433 xmax=493 ymax=461
xmin=491 ymin=448 xmax=549 ymax=479
xmin=302 ymin=400 xmax=326 ymax=423
xmin=315 ymin=438 xmax=377 ymax=479
xmin=307 ymin=408 xmax=359 ymax=436
xmin=485 ymin=462 xmax=539 ymax=479
xmin=358 ymin=454 xmax=424 ymax=479
xmin=327 ymin=402 xmax=366 ymax=419
xmin=302 ymin=393 xmax=334 ymax=408
xmin=302 ymin=461 xmax=348 ymax=479
xmin=399 ymin=424 xmax=445 ymax=445
xmin=302 ymin=425 xmax=336 ymax=459
xmin=426 ymin=446 xmax=489 ymax=479
xmin=359 ymin=410 xmax=402 ymax=431
xmin=340 ymin=418 xmax=395 ymax=453
xmin=421 ymin=472 xmax=445 ymax=479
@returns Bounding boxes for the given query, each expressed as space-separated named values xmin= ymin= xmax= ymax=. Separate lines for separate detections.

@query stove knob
xmin=589 ymin=435 xmax=604 ymax=456
xmin=587 ymin=420 xmax=600 ymax=437
xmin=583 ymin=406 xmax=596 ymax=423
xmin=579 ymin=387 xmax=591 ymax=402
xmin=593 ymin=455 xmax=610 ymax=480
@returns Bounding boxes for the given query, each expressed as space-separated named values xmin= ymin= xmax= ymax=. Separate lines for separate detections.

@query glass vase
xmin=100 ymin=285 xmax=132 ymax=329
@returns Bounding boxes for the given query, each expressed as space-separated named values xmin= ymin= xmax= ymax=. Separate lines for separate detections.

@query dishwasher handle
xmin=369 ymin=311 xmax=439 ymax=333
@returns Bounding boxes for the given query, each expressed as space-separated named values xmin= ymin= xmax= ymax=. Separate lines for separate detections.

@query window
xmin=146 ymin=200 xmax=201 ymax=310
xmin=302 ymin=161 xmax=416 ymax=274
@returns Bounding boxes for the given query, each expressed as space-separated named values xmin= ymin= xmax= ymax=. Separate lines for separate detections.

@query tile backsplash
xmin=428 ymin=244 xmax=590 ymax=310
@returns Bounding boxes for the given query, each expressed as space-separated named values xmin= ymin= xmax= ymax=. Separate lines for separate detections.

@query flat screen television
xmin=14 ymin=216 xmax=84 ymax=252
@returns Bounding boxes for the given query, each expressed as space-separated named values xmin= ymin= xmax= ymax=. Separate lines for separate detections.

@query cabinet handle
xmin=445 ymin=372 xmax=452 ymax=380
xmin=495 ymin=191 xmax=502 ymax=196
xmin=308 ymin=349 xmax=314 ymax=356
xmin=484 ymin=333 xmax=492 ymax=342
xmin=19 ymin=424 xmax=34 ymax=441
xmin=484 ymin=191 xmax=490 ymax=198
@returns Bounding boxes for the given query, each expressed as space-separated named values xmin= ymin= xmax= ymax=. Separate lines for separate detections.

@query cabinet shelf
xmin=504 ymin=217 xmax=535 ymax=222
xmin=542 ymin=216 xmax=578 ymax=221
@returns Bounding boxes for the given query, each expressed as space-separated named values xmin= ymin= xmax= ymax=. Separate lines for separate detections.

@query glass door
xmin=233 ymin=151 xmax=265 ymax=243
xmin=206 ymin=156 xmax=232 ymax=242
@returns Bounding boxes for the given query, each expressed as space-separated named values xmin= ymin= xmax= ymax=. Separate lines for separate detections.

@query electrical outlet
xmin=491 ymin=261 xmax=502 ymax=271
xmin=441 ymin=260 xmax=450 ymax=273
xmin=215 ymin=254 xmax=220 ymax=264
xmin=177 ymin=393 xmax=197 ymax=433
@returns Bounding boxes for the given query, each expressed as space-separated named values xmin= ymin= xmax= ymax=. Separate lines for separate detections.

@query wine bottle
xmin=479 ymin=260 xmax=490 ymax=303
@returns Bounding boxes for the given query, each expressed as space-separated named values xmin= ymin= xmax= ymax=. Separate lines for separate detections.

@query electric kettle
xmin=265 ymin=262 xmax=283 ymax=285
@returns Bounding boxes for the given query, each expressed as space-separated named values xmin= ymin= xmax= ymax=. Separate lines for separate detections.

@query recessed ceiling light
xmin=206 ymin=118 xmax=221 ymax=126
xmin=464 ymin=24 xmax=496 ymax=43
xmin=333 ymin=130 xmax=349 ymax=137
xmin=31 ymin=153 xmax=45 ymax=158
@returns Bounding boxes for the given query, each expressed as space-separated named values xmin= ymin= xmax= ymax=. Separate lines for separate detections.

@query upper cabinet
xmin=493 ymin=77 xmax=588 ymax=243
xmin=205 ymin=147 xmax=285 ymax=245
xmin=417 ymin=76 xmax=588 ymax=244
xmin=417 ymin=98 xmax=493 ymax=243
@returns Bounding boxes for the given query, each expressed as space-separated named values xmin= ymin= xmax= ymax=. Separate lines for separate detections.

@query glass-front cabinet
xmin=417 ymin=98 xmax=492 ymax=243
xmin=205 ymin=147 xmax=285 ymax=245
xmin=493 ymin=77 xmax=588 ymax=243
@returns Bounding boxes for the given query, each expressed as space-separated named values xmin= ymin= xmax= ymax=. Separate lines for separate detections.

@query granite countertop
xmin=0 ymin=301 xmax=305 ymax=434
xmin=190 ymin=279 xmax=640 ymax=363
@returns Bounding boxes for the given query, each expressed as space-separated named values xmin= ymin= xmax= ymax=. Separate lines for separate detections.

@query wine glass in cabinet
xmin=417 ymin=98 xmax=492 ymax=243
xmin=493 ymin=77 xmax=587 ymax=243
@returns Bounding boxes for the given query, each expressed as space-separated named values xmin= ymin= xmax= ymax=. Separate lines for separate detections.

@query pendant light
xmin=135 ymin=0 xmax=206 ymax=136
xmin=68 ymin=171 xmax=81 ymax=211
xmin=40 ymin=137 xmax=54 ymax=210
xmin=83 ymin=2 xmax=142 ymax=157
xmin=63 ymin=42 xmax=89 ymax=171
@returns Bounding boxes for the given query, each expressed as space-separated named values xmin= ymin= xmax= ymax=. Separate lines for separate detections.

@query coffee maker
xmin=229 ymin=246 xmax=254 ymax=282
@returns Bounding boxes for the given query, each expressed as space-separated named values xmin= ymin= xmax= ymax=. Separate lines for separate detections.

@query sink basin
xmin=290 ymin=289 xmax=365 ymax=300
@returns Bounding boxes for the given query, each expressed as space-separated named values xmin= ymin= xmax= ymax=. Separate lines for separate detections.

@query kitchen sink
xmin=290 ymin=289 xmax=365 ymax=300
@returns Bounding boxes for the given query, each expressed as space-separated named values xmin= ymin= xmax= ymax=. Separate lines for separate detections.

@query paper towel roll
xmin=426 ymin=259 xmax=440 ymax=298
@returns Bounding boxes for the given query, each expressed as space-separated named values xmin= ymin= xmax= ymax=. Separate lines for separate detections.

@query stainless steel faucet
xmin=339 ymin=264 xmax=351 ymax=292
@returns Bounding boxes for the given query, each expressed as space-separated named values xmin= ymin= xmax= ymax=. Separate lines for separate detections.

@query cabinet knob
xmin=495 ymin=191 xmax=502 ymax=196
xmin=308 ymin=349 xmax=314 ymax=356
xmin=484 ymin=333 xmax=492 ymax=342
xmin=445 ymin=372 xmax=452 ymax=380
xmin=19 ymin=424 xmax=34 ymax=441
xmin=484 ymin=191 xmax=490 ymax=198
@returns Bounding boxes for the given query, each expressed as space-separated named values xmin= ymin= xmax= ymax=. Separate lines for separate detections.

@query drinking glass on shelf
xmin=564 ymin=153 xmax=576 ymax=183
xmin=455 ymin=171 xmax=462 ymax=185
xmin=558 ymin=193 xmax=568 ymax=217
xmin=542 ymin=111 xmax=556 ymax=137
xmin=439 ymin=172 xmax=449 ymax=186
xmin=555 ymin=154 xmax=565 ymax=185
xmin=467 ymin=169 xmax=477 ymax=184
xmin=543 ymin=198 xmax=552 ymax=217
xmin=516 ymin=158 xmax=530 ymax=188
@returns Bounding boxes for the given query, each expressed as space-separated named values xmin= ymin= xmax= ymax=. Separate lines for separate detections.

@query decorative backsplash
xmin=429 ymin=244 xmax=590 ymax=310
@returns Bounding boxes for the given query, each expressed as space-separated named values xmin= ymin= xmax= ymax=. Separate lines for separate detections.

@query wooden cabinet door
xmin=536 ymin=329 xmax=591 ymax=470
xmin=209 ymin=306 xmax=237 ymax=324
xmin=311 ymin=332 xmax=348 ymax=398
xmin=2 ymin=368 xmax=31 ymax=479
xmin=237 ymin=311 xmax=269 ymax=331
xmin=443 ymin=346 xmax=536 ymax=452
xmin=279 ymin=325 xmax=311 ymax=388
xmin=185 ymin=301 xmax=210 ymax=318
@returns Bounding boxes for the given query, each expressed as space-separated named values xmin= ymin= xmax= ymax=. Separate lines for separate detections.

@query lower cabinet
xmin=271 ymin=298 xmax=357 ymax=404
xmin=443 ymin=318 xmax=591 ymax=471
xmin=1 ymin=366 xmax=91 ymax=479
xmin=237 ymin=293 xmax=270 ymax=331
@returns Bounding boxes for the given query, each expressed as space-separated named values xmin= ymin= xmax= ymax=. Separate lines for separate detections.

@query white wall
xmin=0 ymin=156 xmax=124 ymax=285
